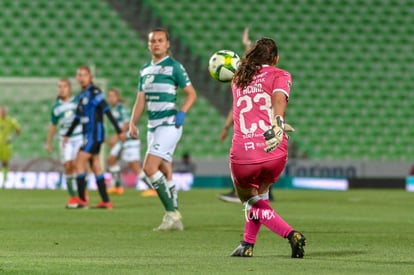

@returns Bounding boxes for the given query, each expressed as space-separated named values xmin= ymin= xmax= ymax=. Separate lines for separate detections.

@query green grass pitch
xmin=0 ymin=188 xmax=413 ymax=274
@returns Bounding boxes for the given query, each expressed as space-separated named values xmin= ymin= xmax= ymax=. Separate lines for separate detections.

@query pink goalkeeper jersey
xmin=230 ymin=65 xmax=292 ymax=164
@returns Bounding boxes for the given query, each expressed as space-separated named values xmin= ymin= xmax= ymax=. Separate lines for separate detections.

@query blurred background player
xmin=0 ymin=106 xmax=21 ymax=184
xmin=64 ymin=66 xmax=126 ymax=209
xmin=173 ymin=152 xmax=196 ymax=174
xmin=218 ymin=27 xmax=274 ymax=203
xmin=129 ymin=28 xmax=197 ymax=231
xmin=229 ymin=38 xmax=306 ymax=258
xmin=105 ymin=88 xmax=157 ymax=197
xmin=45 ymin=79 xmax=84 ymax=208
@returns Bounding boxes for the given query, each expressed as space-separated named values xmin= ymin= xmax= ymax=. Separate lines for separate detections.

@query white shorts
xmin=147 ymin=126 xmax=182 ymax=163
xmin=59 ymin=136 xmax=83 ymax=163
xmin=110 ymin=139 xmax=141 ymax=162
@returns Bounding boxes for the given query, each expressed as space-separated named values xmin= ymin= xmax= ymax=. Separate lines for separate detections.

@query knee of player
xmin=63 ymin=162 xmax=74 ymax=174
xmin=107 ymin=155 xmax=118 ymax=166
xmin=143 ymin=166 xmax=159 ymax=177
xmin=236 ymin=187 xmax=258 ymax=202
xmin=74 ymin=159 xmax=88 ymax=174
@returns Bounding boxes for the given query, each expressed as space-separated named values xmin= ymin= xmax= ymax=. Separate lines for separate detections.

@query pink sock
xmin=243 ymin=197 xmax=267 ymax=244
xmin=246 ymin=199 xmax=293 ymax=238
xmin=243 ymin=217 xmax=261 ymax=244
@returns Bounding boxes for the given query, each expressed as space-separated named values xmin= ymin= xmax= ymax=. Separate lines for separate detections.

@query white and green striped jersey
xmin=50 ymin=96 xmax=82 ymax=138
xmin=138 ymin=56 xmax=191 ymax=130
xmin=108 ymin=103 xmax=130 ymax=135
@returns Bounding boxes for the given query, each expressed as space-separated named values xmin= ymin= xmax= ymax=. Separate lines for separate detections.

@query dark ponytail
xmin=233 ymin=38 xmax=278 ymax=88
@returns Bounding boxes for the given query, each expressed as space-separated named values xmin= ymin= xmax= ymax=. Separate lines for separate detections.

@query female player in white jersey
xmin=129 ymin=28 xmax=197 ymax=231
xmin=45 ymin=79 xmax=84 ymax=208
xmin=229 ymin=38 xmax=306 ymax=258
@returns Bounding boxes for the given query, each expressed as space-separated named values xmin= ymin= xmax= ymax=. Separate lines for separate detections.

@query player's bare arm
xmin=45 ymin=124 xmax=56 ymax=153
xmin=175 ymin=85 xmax=197 ymax=128
xmin=9 ymin=126 xmax=21 ymax=144
xmin=63 ymin=116 xmax=80 ymax=146
xmin=263 ymin=91 xmax=292 ymax=153
xmin=242 ymin=27 xmax=252 ymax=51
xmin=180 ymin=85 xmax=197 ymax=113
xmin=271 ymin=91 xmax=287 ymax=119
xmin=122 ymin=121 xmax=129 ymax=133
xmin=129 ymin=92 xmax=146 ymax=139
xmin=113 ymin=121 xmax=129 ymax=143
xmin=220 ymin=108 xmax=234 ymax=142
xmin=104 ymin=106 xmax=125 ymax=142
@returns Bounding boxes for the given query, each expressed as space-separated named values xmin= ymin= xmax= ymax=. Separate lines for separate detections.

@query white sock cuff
xmin=259 ymin=192 xmax=269 ymax=201
xmin=109 ymin=165 xmax=121 ymax=173
xmin=167 ymin=180 xmax=175 ymax=188
xmin=138 ymin=171 xmax=147 ymax=180
xmin=247 ymin=195 xmax=261 ymax=207
xmin=149 ymin=171 xmax=164 ymax=183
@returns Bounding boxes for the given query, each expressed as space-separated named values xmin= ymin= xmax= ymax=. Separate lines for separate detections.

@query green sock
xmin=109 ymin=165 xmax=121 ymax=187
xmin=113 ymin=171 xmax=121 ymax=187
xmin=2 ymin=166 xmax=8 ymax=182
xmin=150 ymin=171 xmax=174 ymax=212
xmin=167 ymin=180 xmax=178 ymax=210
xmin=65 ymin=175 xmax=77 ymax=197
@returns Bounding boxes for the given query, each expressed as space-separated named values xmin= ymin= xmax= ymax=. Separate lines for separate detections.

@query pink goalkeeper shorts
xmin=230 ymin=156 xmax=287 ymax=189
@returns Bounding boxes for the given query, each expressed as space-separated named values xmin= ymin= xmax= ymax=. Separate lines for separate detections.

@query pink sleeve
xmin=272 ymin=72 xmax=292 ymax=98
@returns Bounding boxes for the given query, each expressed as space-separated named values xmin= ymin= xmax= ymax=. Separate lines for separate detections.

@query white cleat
xmin=153 ymin=211 xmax=184 ymax=231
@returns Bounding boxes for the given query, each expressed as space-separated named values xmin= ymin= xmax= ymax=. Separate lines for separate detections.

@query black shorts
xmin=81 ymin=139 xmax=102 ymax=155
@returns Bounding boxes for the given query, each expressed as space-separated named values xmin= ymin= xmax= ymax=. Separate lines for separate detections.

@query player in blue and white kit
xmin=64 ymin=66 xmax=126 ymax=209
xmin=45 ymin=79 xmax=83 ymax=208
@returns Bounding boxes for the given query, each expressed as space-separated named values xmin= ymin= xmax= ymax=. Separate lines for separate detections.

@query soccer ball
xmin=208 ymin=50 xmax=241 ymax=83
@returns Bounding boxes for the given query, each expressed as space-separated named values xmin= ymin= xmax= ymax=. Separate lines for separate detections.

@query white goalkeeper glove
xmin=263 ymin=115 xmax=295 ymax=153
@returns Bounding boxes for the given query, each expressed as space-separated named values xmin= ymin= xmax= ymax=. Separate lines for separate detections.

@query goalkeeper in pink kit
xmin=229 ymin=37 xmax=306 ymax=258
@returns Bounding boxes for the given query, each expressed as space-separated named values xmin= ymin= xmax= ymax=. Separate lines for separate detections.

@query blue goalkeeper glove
xmin=263 ymin=115 xmax=295 ymax=153
xmin=175 ymin=111 xmax=186 ymax=128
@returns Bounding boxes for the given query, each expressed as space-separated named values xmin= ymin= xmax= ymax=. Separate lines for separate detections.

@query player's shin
xmin=167 ymin=180 xmax=178 ymax=210
xmin=242 ymin=196 xmax=262 ymax=244
xmin=138 ymin=171 xmax=153 ymax=189
xmin=149 ymin=171 xmax=174 ymax=211
xmin=76 ymin=173 xmax=87 ymax=201
xmin=65 ymin=174 xmax=77 ymax=197
xmin=243 ymin=215 xmax=262 ymax=244
xmin=109 ymin=165 xmax=121 ymax=188
xmin=96 ymin=174 xmax=110 ymax=203
xmin=245 ymin=196 xmax=293 ymax=238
